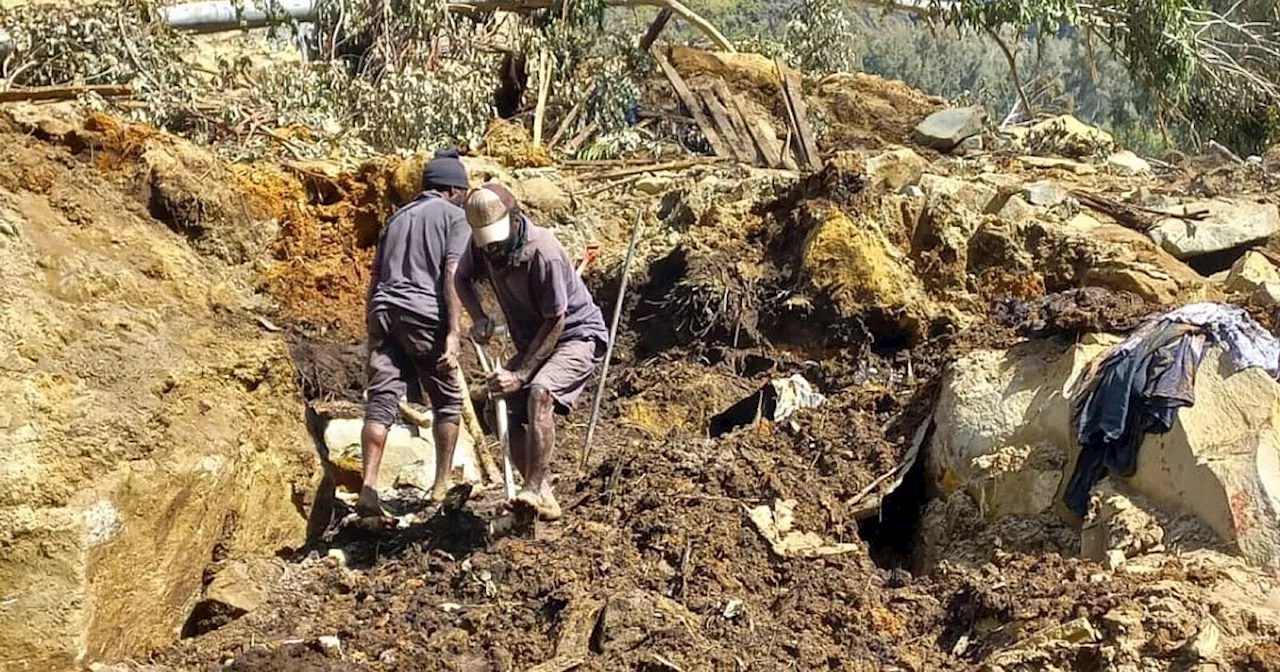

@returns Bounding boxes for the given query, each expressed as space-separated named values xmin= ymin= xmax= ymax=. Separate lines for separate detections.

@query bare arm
xmin=456 ymin=273 xmax=488 ymax=326
xmin=442 ymin=260 xmax=462 ymax=338
xmin=512 ymin=314 xmax=565 ymax=383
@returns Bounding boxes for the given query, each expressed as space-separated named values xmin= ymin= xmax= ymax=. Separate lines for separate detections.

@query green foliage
xmin=781 ymin=0 xmax=858 ymax=74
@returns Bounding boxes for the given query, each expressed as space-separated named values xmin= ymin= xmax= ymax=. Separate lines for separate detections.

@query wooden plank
xmin=774 ymin=60 xmax=807 ymax=169
xmin=650 ymin=46 xmax=731 ymax=158
xmin=696 ymin=87 xmax=752 ymax=163
xmin=639 ymin=8 xmax=674 ymax=51
xmin=712 ymin=82 xmax=764 ymax=165
xmin=580 ymin=157 xmax=728 ymax=182
xmin=732 ymin=93 xmax=783 ymax=169
xmin=532 ymin=49 xmax=552 ymax=146
xmin=777 ymin=60 xmax=822 ymax=171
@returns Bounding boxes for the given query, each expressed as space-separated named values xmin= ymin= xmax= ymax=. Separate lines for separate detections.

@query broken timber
xmin=0 ymin=84 xmax=134 ymax=103
xmin=697 ymin=88 xmax=752 ymax=162
xmin=776 ymin=60 xmax=822 ymax=172
xmin=650 ymin=46 xmax=731 ymax=159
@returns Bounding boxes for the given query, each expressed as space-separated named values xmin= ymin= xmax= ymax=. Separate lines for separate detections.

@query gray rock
xmin=899 ymin=185 xmax=924 ymax=198
xmin=997 ymin=195 xmax=1038 ymax=221
xmin=1106 ymin=150 xmax=1152 ymax=176
xmin=956 ymin=135 xmax=984 ymax=154
xmin=1148 ymin=200 xmax=1280 ymax=259
xmin=918 ymin=173 xmax=999 ymax=214
xmin=515 ymin=176 xmax=570 ymax=215
xmin=1023 ymin=181 xmax=1069 ymax=207
xmin=913 ymin=106 xmax=987 ymax=151
xmin=0 ymin=218 xmax=15 ymax=237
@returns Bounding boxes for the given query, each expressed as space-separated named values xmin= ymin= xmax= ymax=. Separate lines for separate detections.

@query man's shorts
xmin=507 ymin=338 xmax=605 ymax=424
xmin=364 ymin=308 xmax=463 ymax=426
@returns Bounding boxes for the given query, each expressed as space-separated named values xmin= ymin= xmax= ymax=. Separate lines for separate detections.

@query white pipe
xmin=158 ymin=0 xmax=318 ymax=33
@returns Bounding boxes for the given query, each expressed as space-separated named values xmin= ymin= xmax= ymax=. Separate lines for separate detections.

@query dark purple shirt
xmin=458 ymin=219 xmax=608 ymax=352
xmin=369 ymin=191 xmax=470 ymax=323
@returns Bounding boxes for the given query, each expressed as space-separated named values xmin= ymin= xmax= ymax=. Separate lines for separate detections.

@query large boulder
xmin=912 ymin=106 xmax=986 ymax=152
xmin=1149 ymin=200 xmax=1280 ymax=259
xmin=1041 ymin=214 xmax=1210 ymax=303
xmin=0 ymin=134 xmax=317 ymax=667
xmin=801 ymin=205 xmax=937 ymax=343
xmin=1025 ymin=115 xmax=1116 ymax=159
xmin=930 ymin=341 xmax=1280 ymax=569
xmin=323 ymin=417 xmax=484 ymax=494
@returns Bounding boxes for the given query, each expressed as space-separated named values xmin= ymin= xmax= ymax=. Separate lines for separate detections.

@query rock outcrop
xmin=0 ymin=123 xmax=317 ymax=668
xmin=930 ymin=340 xmax=1280 ymax=569
xmin=1149 ymin=200 xmax=1280 ymax=259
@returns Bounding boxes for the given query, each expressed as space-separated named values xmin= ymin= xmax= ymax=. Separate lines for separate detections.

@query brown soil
xmin=6 ymin=102 xmax=1279 ymax=672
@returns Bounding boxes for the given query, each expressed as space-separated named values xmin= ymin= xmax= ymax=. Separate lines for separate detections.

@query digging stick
xmin=456 ymin=368 xmax=503 ymax=484
xmin=580 ymin=208 xmax=645 ymax=472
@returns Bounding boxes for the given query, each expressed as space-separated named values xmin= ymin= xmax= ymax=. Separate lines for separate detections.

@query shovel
xmin=470 ymin=329 xmax=516 ymax=502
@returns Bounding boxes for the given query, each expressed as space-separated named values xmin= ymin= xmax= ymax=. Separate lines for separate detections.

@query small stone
xmin=515 ymin=176 xmax=569 ymax=214
xmin=956 ymin=135 xmax=984 ymax=154
xmin=865 ymin=147 xmax=930 ymax=190
xmin=997 ymin=195 xmax=1037 ymax=221
xmin=899 ymin=185 xmax=924 ymax=198
xmin=1106 ymin=549 xmax=1126 ymax=570
xmin=918 ymin=173 xmax=999 ymax=213
xmin=317 ymin=635 xmax=342 ymax=659
xmin=1107 ymin=150 xmax=1153 ymax=176
xmin=634 ymin=175 xmax=672 ymax=196
xmin=325 ymin=548 xmax=347 ymax=568
xmin=1023 ymin=180 xmax=1069 ymax=206
xmin=0 ymin=217 xmax=16 ymax=237
xmin=1188 ymin=618 xmax=1222 ymax=659
xmin=1248 ymin=155 xmax=1263 ymax=166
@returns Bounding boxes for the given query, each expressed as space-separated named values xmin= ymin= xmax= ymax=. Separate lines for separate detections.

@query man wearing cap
xmin=457 ymin=183 xmax=608 ymax=521
xmin=358 ymin=148 xmax=471 ymax=518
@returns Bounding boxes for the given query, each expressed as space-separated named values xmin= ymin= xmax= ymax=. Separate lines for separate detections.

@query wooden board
xmin=639 ymin=8 xmax=674 ymax=51
xmin=712 ymin=82 xmax=766 ymax=166
xmin=697 ymin=88 xmax=752 ymax=163
xmin=732 ymin=93 xmax=783 ymax=169
xmin=650 ymin=46 xmax=731 ymax=159
xmin=775 ymin=59 xmax=822 ymax=172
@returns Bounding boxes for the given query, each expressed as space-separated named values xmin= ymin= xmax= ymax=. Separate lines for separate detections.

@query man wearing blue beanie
xmin=358 ymin=148 xmax=472 ymax=518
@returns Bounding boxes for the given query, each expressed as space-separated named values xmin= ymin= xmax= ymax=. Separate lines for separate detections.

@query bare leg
xmin=508 ymin=420 xmax=531 ymax=482
xmin=516 ymin=385 xmax=561 ymax=521
xmin=358 ymin=421 xmax=390 ymax=517
xmin=430 ymin=419 xmax=461 ymax=502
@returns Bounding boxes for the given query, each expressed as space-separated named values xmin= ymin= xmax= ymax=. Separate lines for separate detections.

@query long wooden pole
xmin=580 ymin=208 xmax=645 ymax=472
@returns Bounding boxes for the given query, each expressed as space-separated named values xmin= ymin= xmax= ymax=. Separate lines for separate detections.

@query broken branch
xmin=0 ymin=84 xmax=134 ymax=103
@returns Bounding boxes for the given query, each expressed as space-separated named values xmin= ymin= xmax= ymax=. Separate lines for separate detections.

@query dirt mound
xmin=664 ymin=47 xmax=944 ymax=156
xmin=0 ymin=111 xmax=318 ymax=667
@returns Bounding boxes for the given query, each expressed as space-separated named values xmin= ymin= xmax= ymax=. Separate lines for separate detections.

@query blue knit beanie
xmin=422 ymin=147 xmax=470 ymax=190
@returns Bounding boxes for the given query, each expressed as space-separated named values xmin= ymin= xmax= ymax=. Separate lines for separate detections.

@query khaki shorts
xmin=364 ymin=308 xmax=463 ymax=426
xmin=507 ymin=338 xmax=605 ymax=424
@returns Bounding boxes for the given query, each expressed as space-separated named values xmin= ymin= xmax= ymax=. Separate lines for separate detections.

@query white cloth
xmin=1116 ymin=302 xmax=1280 ymax=378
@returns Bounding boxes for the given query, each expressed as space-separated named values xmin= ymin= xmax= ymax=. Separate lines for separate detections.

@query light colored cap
xmin=464 ymin=187 xmax=511 ymax=246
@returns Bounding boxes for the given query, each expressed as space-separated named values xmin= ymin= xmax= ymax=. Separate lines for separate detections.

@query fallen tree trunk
xmin=156 ymin=0 xmax=735 ymax=51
